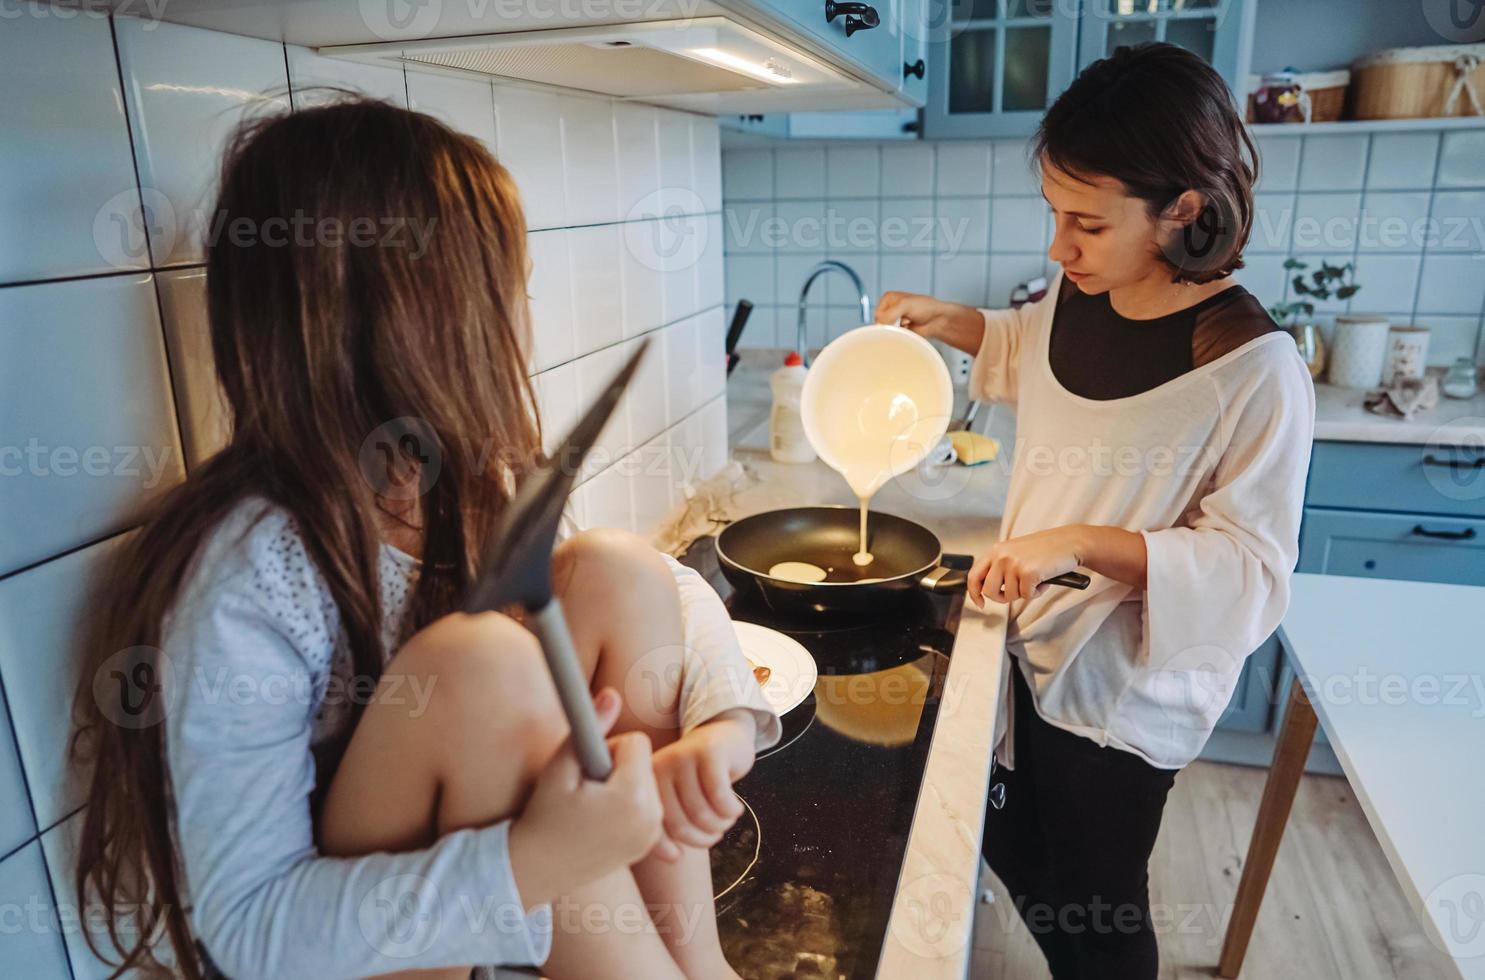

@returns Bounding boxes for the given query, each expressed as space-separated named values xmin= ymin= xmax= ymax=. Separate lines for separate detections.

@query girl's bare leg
xmin=318 ymin=610 xmax=684 ymax=980
xmin=553 ymin=529 xmax=740 ymax=980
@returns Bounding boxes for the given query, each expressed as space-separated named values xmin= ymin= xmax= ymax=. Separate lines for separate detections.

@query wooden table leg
xmin=1217 ymin=675 xmax=1319 ymax=979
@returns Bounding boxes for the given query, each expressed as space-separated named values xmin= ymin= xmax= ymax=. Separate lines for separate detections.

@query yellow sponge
xmin=948 ymin=430 xmax=1000 ymax=466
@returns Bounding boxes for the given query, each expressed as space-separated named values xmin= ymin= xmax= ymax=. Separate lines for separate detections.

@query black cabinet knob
xmin=825 ymin=0 xmax=879 ymax=33
xmin=904 ymin=58 xmax=926 ymax=80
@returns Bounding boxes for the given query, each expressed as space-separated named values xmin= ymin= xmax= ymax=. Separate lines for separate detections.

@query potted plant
xmin=1268 ymin=259 xmax=1370 ymax=384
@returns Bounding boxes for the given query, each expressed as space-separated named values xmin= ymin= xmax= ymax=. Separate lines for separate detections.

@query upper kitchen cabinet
xmin=1077 ymin=0 xmax=1253 ymax=91
xmin=923 ymin=0 xmax=1081 ymax=138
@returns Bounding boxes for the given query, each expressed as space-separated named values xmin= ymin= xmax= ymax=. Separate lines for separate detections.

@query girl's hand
xmin=648 ymin=709 xmax=757 ymax=849
xmin=968 ymin=526 xmax=1087 ymax=606
xmin=875 ymin=290 xmax=985 ymax=356
xmin=509 ymin=687 xmax=678 ymax=905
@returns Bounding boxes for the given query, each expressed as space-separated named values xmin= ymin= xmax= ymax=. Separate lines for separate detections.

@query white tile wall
xmin=723 ymin=133 xmax=1485 ymax=365
xmin=0 ymin=19 xmax=729 ymax=975
xmin=0 ymin=842 xmax=70 ymax=980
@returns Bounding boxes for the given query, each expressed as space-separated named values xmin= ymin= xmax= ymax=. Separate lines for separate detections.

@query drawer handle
xmin=1422 ymin=453 xmax=1485 ymax=470
xmin=1411 ymin=524 xmax=1477 ymax=541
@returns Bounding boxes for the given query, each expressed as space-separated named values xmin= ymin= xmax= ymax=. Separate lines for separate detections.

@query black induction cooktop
xmin=682 ymin=536 xmax=970 ymax=980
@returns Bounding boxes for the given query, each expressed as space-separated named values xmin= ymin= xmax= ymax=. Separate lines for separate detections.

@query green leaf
xmin=1301 ymin=302 xmax=1314 ymax=316
xmin=1282 ymin=258 xmax=1307 ymax=270
xmin=1292 ymin=277 xmax=1310 ymax=294
xmin=1336 ymin=284 xmax=1359 ymax=299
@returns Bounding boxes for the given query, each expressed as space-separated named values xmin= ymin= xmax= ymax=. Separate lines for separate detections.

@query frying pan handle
xmin=527 ymin=598 xmax=614 ymax=781
xmin=1046 ymin=571 xmax=1091 ymax=590
xmin=920 ymin=565 xmax=968 ymax=593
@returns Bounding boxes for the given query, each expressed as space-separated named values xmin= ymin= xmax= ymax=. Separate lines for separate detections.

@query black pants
xmin=981 ymin=662 xmax=1178 ymax=980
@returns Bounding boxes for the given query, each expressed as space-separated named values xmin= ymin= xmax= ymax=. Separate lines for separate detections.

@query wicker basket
xmin=1245 ymin=70 xmax=1350 ymax=123
xmin=1351 ymin=43 xmax=1485 ymax=119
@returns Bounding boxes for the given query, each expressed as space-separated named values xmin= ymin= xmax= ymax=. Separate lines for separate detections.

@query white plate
xmin=733 ymin=621 xmax=818 ymax=716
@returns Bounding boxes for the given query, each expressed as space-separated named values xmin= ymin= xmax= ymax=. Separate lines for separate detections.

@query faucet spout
xmin=796 ymin=260 xmax=872 ymax=366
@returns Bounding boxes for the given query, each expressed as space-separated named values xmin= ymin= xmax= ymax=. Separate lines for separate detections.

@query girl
xmin=878 ymin=44 xmax=1316 ymax=979
xmin=71 ymin=98 xmax=779 ymax=980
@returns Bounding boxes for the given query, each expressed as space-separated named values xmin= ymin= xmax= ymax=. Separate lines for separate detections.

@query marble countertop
xmin=655 ymin=447 xmax=1011 ymax=980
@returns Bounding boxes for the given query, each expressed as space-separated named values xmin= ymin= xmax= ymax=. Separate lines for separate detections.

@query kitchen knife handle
xmin=528 ymin=598 xmax=614 ymax=781
xmin=1046 ymin=571 xmax=1091 ymax=590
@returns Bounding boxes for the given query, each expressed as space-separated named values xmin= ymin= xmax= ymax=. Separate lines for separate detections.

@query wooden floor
xmin=970 ymin=761 xmax=1460 ymax=979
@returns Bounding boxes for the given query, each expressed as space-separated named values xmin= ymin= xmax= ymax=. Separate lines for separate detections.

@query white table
xmin=1220 ymin=574 xmax=1485 ymax=979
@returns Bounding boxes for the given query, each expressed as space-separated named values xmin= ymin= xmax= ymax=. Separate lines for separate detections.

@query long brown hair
xmin=69 ymin=96 xmax=542 ymax=977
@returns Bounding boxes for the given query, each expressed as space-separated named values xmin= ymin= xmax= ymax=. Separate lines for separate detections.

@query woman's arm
xmin=875 ymin=292 xmax=986 ymax=355
xmin=967 ymin=523 xmax=1147 ymax=605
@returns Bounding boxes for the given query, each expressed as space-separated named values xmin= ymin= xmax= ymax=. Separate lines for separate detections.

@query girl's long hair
xmin=69 ymin=96 xmax=542 ymax=977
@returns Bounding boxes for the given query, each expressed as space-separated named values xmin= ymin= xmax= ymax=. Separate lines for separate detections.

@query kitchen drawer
xmin=1298 ymin=506 xmax=1485 ymax=587
xmin=1307 ymin=440 xmax=1485 ymax=519
xmin=1215 ymin=631 xmax=1281 ymax=733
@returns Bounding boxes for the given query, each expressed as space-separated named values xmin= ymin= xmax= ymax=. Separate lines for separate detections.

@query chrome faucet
xmin=796 ymin=260 xmax=872 ymax=365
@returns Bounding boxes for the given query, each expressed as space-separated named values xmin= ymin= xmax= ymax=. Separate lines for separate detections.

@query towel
xmin=1364 ymin=375 xmax=1439 ymax=420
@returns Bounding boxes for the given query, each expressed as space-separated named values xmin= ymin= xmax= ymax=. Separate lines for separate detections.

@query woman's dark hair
xmin=1034 ymin=42 xmax=1258 ymax=284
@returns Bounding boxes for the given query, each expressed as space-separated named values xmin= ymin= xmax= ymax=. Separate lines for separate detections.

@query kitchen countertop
xmin=656 ymin=448 xmax=1013 ymax=980
xmin=1312 ymin=374 xmax=1485 ymax=446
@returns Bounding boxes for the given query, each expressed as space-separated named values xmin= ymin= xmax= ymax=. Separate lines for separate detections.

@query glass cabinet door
xmin=923 ymin=0 xmax=1079 ymax=138
xmin=1078 ymin=0 xmax=1251 ymax=90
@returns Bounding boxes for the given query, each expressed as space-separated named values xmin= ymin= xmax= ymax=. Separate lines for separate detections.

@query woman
xmin=878 ymin=44 xmax=1315 ymax=978
xmin=71 ymin=99 xmax=778 ymax=980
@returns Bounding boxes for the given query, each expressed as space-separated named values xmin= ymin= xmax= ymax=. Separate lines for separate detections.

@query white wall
xmin=723 ymin=134 xmax=1485 ymax=368
xmin=0 ymin=7 xmax=726 ymax=977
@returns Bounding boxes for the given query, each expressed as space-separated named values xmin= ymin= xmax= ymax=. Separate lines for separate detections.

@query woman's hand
xmin=648 ymin=709 xmax=757 ymax=849
xmin=875 ymin=290 xmax=985 ymax=356
xmin=968 ymin=526 xmax=1088 ymax=606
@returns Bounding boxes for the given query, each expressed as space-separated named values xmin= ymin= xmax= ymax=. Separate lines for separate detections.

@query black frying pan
xmin=716 ymin=506 xmax=1090 ymax=618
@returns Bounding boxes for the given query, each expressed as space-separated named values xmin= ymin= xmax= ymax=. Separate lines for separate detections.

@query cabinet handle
xmin=825 ymin=0 xmax=879 ymax=32
xmin=1422 ymin=453 xmax=1485 ymax=470
xmin=1410 ymin=524 xmax=1477 ymax=541
xmin=904 ymin=58 xmax=926 ymax=79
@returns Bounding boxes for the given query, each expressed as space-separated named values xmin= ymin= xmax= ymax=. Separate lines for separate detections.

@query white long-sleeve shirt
xmin=161 ymin=498 xmax=780 ymax=978
xmin=974 ymin=270 xmax=1316 ymax=769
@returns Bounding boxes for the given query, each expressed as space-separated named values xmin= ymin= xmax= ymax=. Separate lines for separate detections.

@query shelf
xmin=1248 ymin=116 xmax=1485 ymax=137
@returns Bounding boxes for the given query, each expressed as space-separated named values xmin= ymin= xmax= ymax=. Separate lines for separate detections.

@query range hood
xmin=319 ymin=18 xmax=857 ymax=101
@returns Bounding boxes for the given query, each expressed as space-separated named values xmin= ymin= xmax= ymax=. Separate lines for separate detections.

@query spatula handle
xmin=528 ymin=598 xmax=614 ymax=781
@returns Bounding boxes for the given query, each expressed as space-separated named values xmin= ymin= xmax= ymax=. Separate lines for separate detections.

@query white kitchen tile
xmin=0 ymin=275 xmax=184 ymax=576
xmin=575 ymin=460 xmax=634 ymax=533
xmin=0 ymin=11 xmax=143 ymax=284
xmin=116 ymin=20 xmax=291 ymax=266
xmin=1417 ymin=254 xmax=1485 ymax=315
xmin=1297 ymin=134 xmax=1368 ymax=191
xmin=614 ymin=102 xmax=660 ymax=220
xmin=1232 ymin=254 xmax=1289 ymax=309
xmin=700 ymin=214 xmax=725 ymax=308
xmin=560 ymin=95 xmax=619 ymax=227
xmin=567 ymin=224 xmax=624 ymax=356
xmin=1249 ymin=192 xmax=1295 ymax=252
xmin=1350 ymin=254 xmax=1422 ymax=312
xmin=1413 ymin=316 xmax=1482 ymax=366
xmin=1365 ymin=132 xmax=1439 ymax=190
xmin=1253 ymin=136 xmax=1301 ymax=193
xmin=986 ymin=254 xmax=1047 ymax=308
xmin=933 ymin=253 xmax=991 ymax=306
xmin=662 ymin=315 xmax=703 ymax=421
xmin=824 ymin=255 xmax=878 ymax=311
xmin=776 ymin=252 xmax=828 ymax=310
xmin=623 ymin=335 xmax=670 ymax=448
xmin=667 ymin=410 xmax=706 ymax=498
xmin=1291 ymin=192 xmax=1362 ymax=252
xmin=629 ymin=433 xmax=676 ymax=535
xmin=660 ymin=214 xmax=705 ymax=325
xmin=775 ymin=148 xmax=826 ymax=200
xmin=880 ymin=254 xmax=935 ymax=297
xmin=693 ymin=118 xmax=723 ymax=214
xmin=733 ymin=304 xmax=776 ymax=349
xmin=723 ymin=202 xmax=773 ymax=254
xmin=881 ymin=143 xmax=935 ymax=197
xmin=935 ymin=143 xmax=992 ymax=197
xmin=0 ymin=843 xmax=70 ymax=980
xmin=491 ymin=85 xmax=566 ymax=231
xmin=938 ymin=197 xmax=990 ymax=254
xmin=405 ymin=71 xmax=496 ymax=152
xmin=41 ymin=813 xmax=141 ymax=980
xmin=532 ymin=361 xmax=578 ymax=457
xmin=527 ymin=230 xmax=575 ymax=371
xmin=1290 ymin=254 xmax=1355 ymax=314
xmin=1357 ymin=191 xmax=1431 ymax=253
xmin=825 ymin=198 xmax=880 ymax=253
xmin=574 ymin=344 xmax=632 ymax=479
xmin=0 ymin=690 xmax=34 ymax=858
xmin=721 ymin=148 xmax=774 ymax=201
xmin=155 ymin=268 xmax=229 ymax=469
xmin=695 ymin=307 xmax=727 ymax=409
xmin=0 ymin=534 xmax=128 ymax=831
xmin=1429 ymin=190 xmax=1485 ymax=253
xmin=772 ymin=200 xmax=826 ymax=253
xmin=991 ymin=139 xmax=1038 ymax=195
xmin=1437 ymin=129 xmax=1485 ymax=188
xmin=287 ymin=46 xmax=406 ymax=106
xmin=618 ymin=223 xmax=665 ymax=338
xmin=989 ymin=197 xmax=1046 ymax=253
xmin=880 ymin=197 xmax=938 ymax=253
xmin=826 ymin=145 xmax=881 ymax=198
xmin=657 ymin=110 xmax=696 ymax=213
xmin=698 ymin=394 xmax=730 ymax=482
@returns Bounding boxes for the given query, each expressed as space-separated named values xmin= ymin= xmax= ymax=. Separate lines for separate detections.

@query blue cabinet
xmin=1216 ymin=632 xmax=1280 ymax=732
xmin=1299 ymin=508 xmax=1485 ymax=585
xmin=1076 ymin=0 xmax=1253 ymax=92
